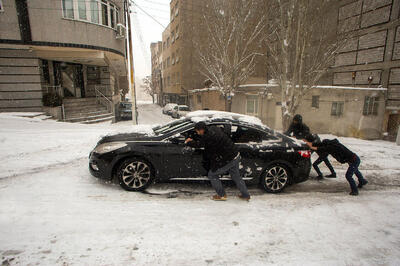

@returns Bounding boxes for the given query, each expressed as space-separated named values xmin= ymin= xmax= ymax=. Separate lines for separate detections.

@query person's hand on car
xmin=185 ymin=138 xmax=193 ymax=144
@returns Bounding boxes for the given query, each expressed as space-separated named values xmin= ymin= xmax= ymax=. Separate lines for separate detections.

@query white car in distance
xmin=171 ymin=105 xmax=191 ymax=118
xmin=162 ymin=103 xmax=178 ymax=115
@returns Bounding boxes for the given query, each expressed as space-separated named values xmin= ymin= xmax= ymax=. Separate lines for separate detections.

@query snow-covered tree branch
xmin=140 ymin=76 xmax=156 ymax=103
xmin=195 ymin=0 xmax=267 ymax=111
xmin=265 ymin=0 xmax=351 ymax=130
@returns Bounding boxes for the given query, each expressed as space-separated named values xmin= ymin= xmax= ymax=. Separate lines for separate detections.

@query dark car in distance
xmin=89 ymin=111 xmax=311 ymax=193
xmin=116 ymin=102 xmax=132 ymax=120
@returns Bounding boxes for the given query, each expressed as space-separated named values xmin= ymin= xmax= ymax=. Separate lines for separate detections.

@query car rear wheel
xmin=117 ymin=158 xmax=154 ymax=191
xmin=260 ymin=164 xmax=291 ymax=193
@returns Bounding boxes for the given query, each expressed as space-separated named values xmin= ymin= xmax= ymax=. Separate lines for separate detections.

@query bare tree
xmin=195 ymin=0 xmax=267 ymax=111
xmin=141 ymin=76 xmax=156 ymax=103
xmin=265 ymin=0 xmax=350 ymax=129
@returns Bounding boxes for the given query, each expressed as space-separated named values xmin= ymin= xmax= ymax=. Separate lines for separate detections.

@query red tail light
xmin=298 ymin=150 xmax=311 ymax=158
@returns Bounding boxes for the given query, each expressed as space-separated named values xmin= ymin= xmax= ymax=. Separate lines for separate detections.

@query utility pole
xmin=125 ymin=0 xmax=138 ymax=124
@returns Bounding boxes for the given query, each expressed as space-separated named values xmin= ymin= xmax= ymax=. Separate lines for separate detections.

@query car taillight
xmin=298 ymin=150 xmax=311 ymax=158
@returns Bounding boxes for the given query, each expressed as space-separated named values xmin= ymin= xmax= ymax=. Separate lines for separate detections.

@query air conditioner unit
xmin=116 ymin=23 xmax=126 ymax=39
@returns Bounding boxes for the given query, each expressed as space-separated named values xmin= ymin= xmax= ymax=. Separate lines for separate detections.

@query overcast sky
xmin=130 ymin=0 xmax=170 ymax=79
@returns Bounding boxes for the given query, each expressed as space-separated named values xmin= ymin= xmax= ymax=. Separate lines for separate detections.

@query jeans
xmin=313 ymin=154 xmax=336 ymax=176
xmin=345 ymin=155 xmax=366 ymax=192
xmin=207 ymin=155 xmax=250 ymax=198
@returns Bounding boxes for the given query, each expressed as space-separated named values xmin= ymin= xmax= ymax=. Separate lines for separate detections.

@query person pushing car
xmin=306 ymin=134 xmax=337 ymax=180
xmin=304 ymin=134 xmax=368 ymax=196
xmin=285 ymin=114 xmax=310 ymax=139
xmin=185 ymin=122 xmax=251 ymax=201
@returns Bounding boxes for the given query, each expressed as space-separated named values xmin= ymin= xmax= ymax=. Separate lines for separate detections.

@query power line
xmin=130 ymin=1 xmax=166 ymax=28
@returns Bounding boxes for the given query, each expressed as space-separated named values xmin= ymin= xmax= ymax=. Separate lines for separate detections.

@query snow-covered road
xmin=1 ymin=104 xmax=400 ymax=265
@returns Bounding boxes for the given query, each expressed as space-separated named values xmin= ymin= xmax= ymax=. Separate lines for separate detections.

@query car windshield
xmin=121 ymin=103 xmax=132 ymax=108
xmin=179 ymin=106 xmax=190 ymax=111
xmin=153 ymin=119 xmax=192 ymax=135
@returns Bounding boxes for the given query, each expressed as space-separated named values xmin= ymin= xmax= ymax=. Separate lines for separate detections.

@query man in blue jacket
xmin=304 ymin=135 xmax=368 ymax=196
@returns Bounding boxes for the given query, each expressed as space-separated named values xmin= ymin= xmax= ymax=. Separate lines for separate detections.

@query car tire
xmin=117 ymin=158 xmax=154 ymax=192
xmin=260 ymin=163 xmax=291 ymax=193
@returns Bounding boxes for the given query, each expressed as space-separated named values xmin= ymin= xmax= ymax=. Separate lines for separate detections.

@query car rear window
xmin=179 ymin=106 xmax=190 ymax=111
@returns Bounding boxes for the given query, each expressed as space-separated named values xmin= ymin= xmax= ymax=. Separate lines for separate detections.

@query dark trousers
xmin=313 ymin=154 xmax=336 ymax=176
xmin=208 ymin=155 xmax=250 ymax=198
xmin=345 ymin=155 xmax=366 ymax=192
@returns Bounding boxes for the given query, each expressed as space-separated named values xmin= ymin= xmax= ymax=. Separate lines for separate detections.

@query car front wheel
xmin=260 ymin=163 xmax=291 ymax=193
xmin=117 ymin=158 xmax=154 ymax=191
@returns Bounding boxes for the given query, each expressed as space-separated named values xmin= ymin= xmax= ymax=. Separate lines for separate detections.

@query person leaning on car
xmin=184 ymin=122 xmax=251 ymax=201
xmin=284 ymin=114 xmax=310 ymax=139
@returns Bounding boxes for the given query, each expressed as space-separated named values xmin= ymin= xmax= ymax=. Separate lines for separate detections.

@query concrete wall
xmin=0 ymin=48 xmax=42 ymax=112
xmin=0 ymin=0 xmax=20 ymax=40
xmin=26 ymin=0 xmax=125 ymax=54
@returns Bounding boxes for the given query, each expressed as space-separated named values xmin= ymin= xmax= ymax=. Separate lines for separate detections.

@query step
xmin=63 ymin=97 xmax=98 ymax=103
xmin=63 ymin=102 xmax=100 ymax=108
xmin=82 ymin=116 xmax=113 ymax=124
xmin=64 ymin=113 xmax=113 ymax=123
xmin=66 ymin=110 xmax=110 ymax=119
xmin=64 ymin=105 xmax=108 ymax=113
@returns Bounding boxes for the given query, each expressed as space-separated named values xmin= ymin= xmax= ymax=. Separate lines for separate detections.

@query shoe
xmin=238 ymin=194 xmax=251 ymax=201
xmin=316 ymin=175 xmax=323 ymax=180
xmin=358 ymin=179 xmax=368 ymax=189
xmin=212 ymin=195 xmax=227 ymax=201
xmin=349 ymin=191 xmax=359 ymax=196
xmin=325 ymin=173 xmax=337 ymax=178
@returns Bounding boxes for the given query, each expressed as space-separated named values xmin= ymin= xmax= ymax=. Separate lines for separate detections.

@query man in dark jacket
xmin=307 ymin=134 xmax=336 ymax=180
xmin=304 ymin=135 xmax=368 ymax=196
xmin=285 ymin=114 xmax=310 ymax=139
xmin=185 ymin=122 xmax=250 ymax=201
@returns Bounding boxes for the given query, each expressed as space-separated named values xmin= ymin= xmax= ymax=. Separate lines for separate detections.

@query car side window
xmin=231 ymin=125 xmax=277 ymax=143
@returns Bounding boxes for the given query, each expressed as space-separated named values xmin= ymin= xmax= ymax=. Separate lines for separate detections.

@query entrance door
xmin=75 ymin=64 xmax=85 ymax=98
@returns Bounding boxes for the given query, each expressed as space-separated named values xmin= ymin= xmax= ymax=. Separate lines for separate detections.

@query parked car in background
xmin=162 ymin=103 xmax=178 ymax=115
xmin=171 ymin=105 xmax=191 ymax=118
xmin=117 ymin=102 xmax=132 ymax=121
xmin=89 ymin=110 xmax=311 ymax=193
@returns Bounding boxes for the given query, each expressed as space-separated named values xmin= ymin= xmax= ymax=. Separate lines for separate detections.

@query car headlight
xmin=93 ymin=142 xmax=127 ymax=154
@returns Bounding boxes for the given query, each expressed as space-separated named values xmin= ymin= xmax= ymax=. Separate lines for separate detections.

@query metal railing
xmin=95 ymin=85 xmax=112 ymax=113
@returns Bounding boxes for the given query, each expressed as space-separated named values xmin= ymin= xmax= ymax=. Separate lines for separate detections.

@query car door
xmin=161 ymin=129 xmax=207 ymax=179
xmin=230 ymin=124 xmax=278 ymax=179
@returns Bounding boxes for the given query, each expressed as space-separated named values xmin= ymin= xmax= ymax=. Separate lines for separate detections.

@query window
xmin=363 ymin=96 xmax=379 ymax=116
xmin=167 ymin=37 xmax=170 ymax=47
xmin=176 ymin=72 xmax=180 ymax=84
xmin=171 ymin=31 xmax=175 ymax=43
xmin=90 ymin=0 xmax=99 ymax=23
xmin=101 ymin=0 xmax=108 ymax=26
xmin=167 ymin=57 xmax=170 ymax=67
xmin=109 ymin=3 xmax=115 ymax=28
xmin=197 ymin=95 xmax=202 ymax=103
xmin=331 ymin=102 xmax=344 ymax=116
xmin=246 ymin=95 xmax=259 ymax=115
xmin=41 ymin=60 xmax=50 ymax=83
xmin=63 ymin=0 xmax=118 ymax=28
xmin=175 ymin=25 xmax=179 ymax=39
xmin=231 ymin=125 xmax=276 ymax=143
xmin=78 ymin=0 xmax=87 ymax=20
xmin=167 ymin=76 xmax=171 ymax=86
xmin=62 ymin=0 xmax=74 ymax=19
xmin=0 ymin=0 xmax=4 ymax=11
xmin=312 ymin=95 xmax=319 ymax=108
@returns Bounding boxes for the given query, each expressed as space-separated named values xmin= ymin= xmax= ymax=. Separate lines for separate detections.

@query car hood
xmin=98 ymin=132 xmax=159 ymax=144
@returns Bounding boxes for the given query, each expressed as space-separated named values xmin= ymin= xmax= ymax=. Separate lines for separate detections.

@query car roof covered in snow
xmin=184 ymin=110 xmax=271 ymax=131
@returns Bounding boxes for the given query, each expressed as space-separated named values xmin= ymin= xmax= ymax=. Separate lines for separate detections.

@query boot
xmin=325 ymin=173 xmax=337 ymax=178
xmin=316 ymin=175 xmax=323 ymax=180
xmin=238 ymin=194 xmax=251 ymax=201
xmin=212 ymin=194 xmax=227 ymax=201
xmin=358 ymin=179 xmax=368 ymax=189
xmin=349 ymin=190 xmax=359 ymax=196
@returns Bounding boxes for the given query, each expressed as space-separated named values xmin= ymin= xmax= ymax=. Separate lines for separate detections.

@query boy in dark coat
xmin=307 ymin=134 xmax=336 ymax=180
xmin=304 ymin=135 xmax=368 ymax=196
xmin=185 ymin=122 xmax=250 ymax=201
xmin=285 ymin=114 xmax=310 ymax=139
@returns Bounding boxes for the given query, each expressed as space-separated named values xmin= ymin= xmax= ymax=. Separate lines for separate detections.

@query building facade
xmin=0 ymin=0 xmax=128 ymax=122
xmin=332 ymin=0 xmax=400 ymax=139
xmin=150 ymin=41 xmax=163 ymax=104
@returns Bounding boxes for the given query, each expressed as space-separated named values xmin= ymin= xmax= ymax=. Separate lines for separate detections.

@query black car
xmin=89 ymin=111 xmax=311 ymax=193
xmin=117 ymin=102 xmax=132 ymax=120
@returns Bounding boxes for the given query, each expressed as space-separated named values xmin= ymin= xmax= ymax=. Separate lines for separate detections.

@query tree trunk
xmin=152 ymin=95 xmax=155 ymax=104
xmin=225 ymin=97 xmax=232 ymax=112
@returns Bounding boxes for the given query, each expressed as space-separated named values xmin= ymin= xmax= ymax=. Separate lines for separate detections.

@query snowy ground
xmin=1 ymin=104 xmax=400 ymax=265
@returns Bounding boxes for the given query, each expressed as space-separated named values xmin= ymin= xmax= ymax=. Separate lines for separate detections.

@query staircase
xmin=63 ymin=97 xmax=113 ymax=124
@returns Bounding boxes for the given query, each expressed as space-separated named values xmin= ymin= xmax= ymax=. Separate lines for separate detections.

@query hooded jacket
xmin=314 ymin=139 xmax=355 ymax=164
xmin=187 ymin=126 xmax=238 ymax=172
